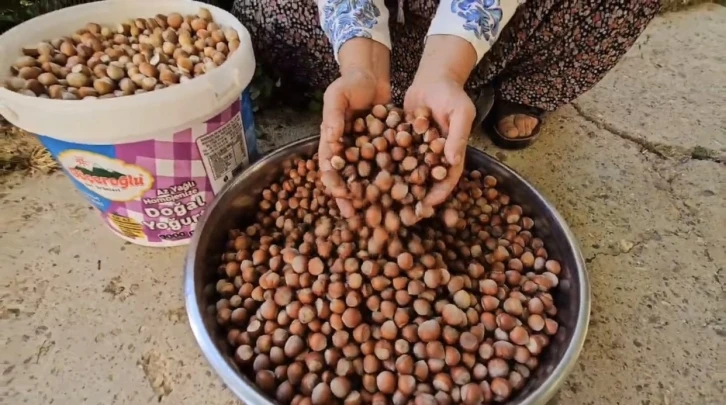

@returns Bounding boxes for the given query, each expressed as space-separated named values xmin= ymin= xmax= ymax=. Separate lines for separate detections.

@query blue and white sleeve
xmin=317 ymin=0 xmax=392 ymax=63
xmin=427 ymin=0 xmax=522 ymax=64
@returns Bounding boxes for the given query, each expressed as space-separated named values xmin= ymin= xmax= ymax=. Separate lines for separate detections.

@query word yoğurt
xmin=142 ymin=194 xmax=206 ymax=231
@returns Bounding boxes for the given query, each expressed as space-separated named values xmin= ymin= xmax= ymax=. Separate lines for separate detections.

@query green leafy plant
xmin=305 ymin=89 xmax=324 ymax=113
xmin=248 ymin=62 xmax=325 ymax=115
xmin=0 ymin=0 xmax=40 ymax=34
xmin=248 ymin=62 xmax=281 ymax=113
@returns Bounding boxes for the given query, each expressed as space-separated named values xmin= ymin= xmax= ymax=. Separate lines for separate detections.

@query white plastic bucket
xmin=0 ymin=0 xmax=258 ymax=247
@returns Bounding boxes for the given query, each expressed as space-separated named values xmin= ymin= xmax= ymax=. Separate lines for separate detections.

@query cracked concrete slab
xmin=0 ymin=174 xmax=235 ymax=405
xmin=666 ymin=160 xmax=726 ymax=261
xmin=472 ymin=112 xmax=722 ymax=405
xmin=467 ymin=106 xmax=686 ymax=264
xmin=575 ymin=3 xmax=726 ymax=161
xmin=1 ymin=4 xmax=724 ymax=405
xmin=556 ymin=232 xmax=723 ymax=405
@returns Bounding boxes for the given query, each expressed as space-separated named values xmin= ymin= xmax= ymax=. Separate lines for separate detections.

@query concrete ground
xmin=1 ymin=4 xmax=724 ymax=405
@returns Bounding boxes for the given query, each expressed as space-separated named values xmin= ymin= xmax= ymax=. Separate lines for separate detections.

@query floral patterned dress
xmin=319 ymin=0 xmax=520 ymax=64
xmin=233 ymin=0 xmax=660 ymax=110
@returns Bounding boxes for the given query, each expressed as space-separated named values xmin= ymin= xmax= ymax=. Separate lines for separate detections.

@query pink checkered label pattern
xmin=38 ymin=97 xmax=255 ymax=247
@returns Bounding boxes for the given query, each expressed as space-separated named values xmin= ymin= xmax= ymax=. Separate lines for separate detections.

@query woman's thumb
xmin=445 ymin=101 xmax=475 ymax=165
xmin=322 ymin=83 xmax=348 ymax=143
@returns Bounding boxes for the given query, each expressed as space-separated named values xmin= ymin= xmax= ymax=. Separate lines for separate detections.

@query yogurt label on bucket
xmin=37 ymin=93 xmax=258 ymax=247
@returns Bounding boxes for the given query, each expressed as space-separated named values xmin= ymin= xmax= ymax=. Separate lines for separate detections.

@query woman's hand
xmin=404 ymin=35 xmax=477 ymax=209
xmin=319 ymin=38 xmax=391 ymax=217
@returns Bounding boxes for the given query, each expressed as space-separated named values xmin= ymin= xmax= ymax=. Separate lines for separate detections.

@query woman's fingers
xmin=319 ymin=134 xmax=349 ymax=196
xmin=322 ymin=81 xmax=348 ymax=143
xmin=321 ymin=78 xmax=359 ymax=215
xmin=317 ymin=129 xmax=334 ymax=171
xmin=402 ymin=87 xmax=417 ymax=113
xmin=319 ymin=114 xmax=349 ymax=202
xmin=421 ymin=97 xmax=473 ymax=209
xmin=423 ymin=158 xmax=464 ymax=208
xmin=444 ymin=98 xmax=475 ymax=166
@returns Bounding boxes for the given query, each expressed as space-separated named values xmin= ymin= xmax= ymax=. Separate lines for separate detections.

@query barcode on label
xmin=196 ymin=112 xmax=248 ymax=193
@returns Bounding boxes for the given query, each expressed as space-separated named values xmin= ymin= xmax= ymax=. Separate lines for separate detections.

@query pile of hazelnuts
xmin=208 ymin=106 xmax=563 ymax=405
xmin=4 ymin=8 xmax=239 ymax=100
xmin=322 ymin=104 xmax=449 ymax=226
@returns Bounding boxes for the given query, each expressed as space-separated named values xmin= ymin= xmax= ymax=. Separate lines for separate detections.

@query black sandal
xmin=488 ymin=100 xmax=544 ymax=149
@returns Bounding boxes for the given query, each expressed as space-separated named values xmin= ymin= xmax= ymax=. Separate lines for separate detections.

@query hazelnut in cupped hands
xmin=322 ymin=104 xmax=450 ymax=226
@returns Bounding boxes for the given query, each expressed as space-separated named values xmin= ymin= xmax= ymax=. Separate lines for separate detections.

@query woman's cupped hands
xmin=319 ymin=36 xmax=477 ymax=222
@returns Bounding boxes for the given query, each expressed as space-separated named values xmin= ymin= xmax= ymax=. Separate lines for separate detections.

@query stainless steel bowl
xmin=185 ymin=136 xmax=590 ymax=405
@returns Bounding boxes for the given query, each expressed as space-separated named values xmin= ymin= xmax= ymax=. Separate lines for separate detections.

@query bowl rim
xmin=184 ymin=135 xmax=591 ymax=405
